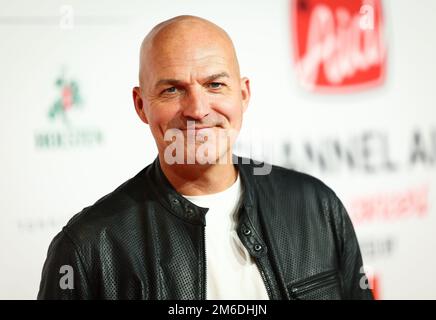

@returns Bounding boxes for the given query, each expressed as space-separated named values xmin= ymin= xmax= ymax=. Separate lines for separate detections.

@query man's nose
xmin=182 ymin=87 xmax=210 ymax=120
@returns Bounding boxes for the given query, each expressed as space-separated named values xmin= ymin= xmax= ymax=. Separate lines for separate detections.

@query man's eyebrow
xmin=204 ymin=72 xmax=230 ymax=82
xmin=155 ymin=78 xmax=182 ymax=88
xmin=154 ymin=72 xmax=230 ymax=88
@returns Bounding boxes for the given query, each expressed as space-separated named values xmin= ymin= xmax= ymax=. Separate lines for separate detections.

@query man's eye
xmin=163 ymin=87 xmax=177 ymax=94
xmin=208 ymin=82 xmax=224 ymax=89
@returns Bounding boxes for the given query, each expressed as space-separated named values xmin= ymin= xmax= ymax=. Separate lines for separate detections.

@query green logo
xmin=34 ymin=70 xmax=104 ymax=149
xmin=48 ymin=74 xmax=83 ymax=124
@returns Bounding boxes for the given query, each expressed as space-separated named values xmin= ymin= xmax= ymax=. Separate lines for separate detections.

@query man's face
xmin=133 ymin=23 xmax=250 ymax=165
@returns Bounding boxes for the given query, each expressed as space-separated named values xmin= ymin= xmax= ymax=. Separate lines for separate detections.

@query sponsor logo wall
xmin=0 ymin=0 xmax=435 ymax=299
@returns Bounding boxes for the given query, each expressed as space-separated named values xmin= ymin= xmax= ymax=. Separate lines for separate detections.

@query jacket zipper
xmin=290 ymin=271 xmax=338 ymax=297
xmin=256 ymin=260 xmax=273 ymax=300
xmin=202 ymin=225 xmax=207 ymax=300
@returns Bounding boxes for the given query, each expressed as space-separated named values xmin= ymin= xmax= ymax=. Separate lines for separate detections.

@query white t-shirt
xmin=182 ymin=174 xmax=269 ymax=300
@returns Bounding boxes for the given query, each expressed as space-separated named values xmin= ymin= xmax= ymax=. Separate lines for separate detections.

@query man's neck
xmin=158 ymin=154 xmax=238 ymax=196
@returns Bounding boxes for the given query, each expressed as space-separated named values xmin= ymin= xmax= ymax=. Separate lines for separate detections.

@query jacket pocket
xmin=287 ymin=270 xmax=343 ymax=300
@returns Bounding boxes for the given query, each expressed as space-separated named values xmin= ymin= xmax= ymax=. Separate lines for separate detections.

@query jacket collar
xmin=147 ymin=155 xmax=256 ymax=225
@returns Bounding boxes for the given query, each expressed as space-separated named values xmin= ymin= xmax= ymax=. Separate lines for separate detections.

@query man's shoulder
xmin=62 ymin=165 xmax=153 ymax=243
xmin=239 ymin=157 xmax=347 ymax=228
xmin=239 ymin=156 xmax=336 ymax=198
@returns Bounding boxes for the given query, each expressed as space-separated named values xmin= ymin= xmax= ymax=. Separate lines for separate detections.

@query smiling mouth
xmin=180 ymin=126 xmax=217 ymax=131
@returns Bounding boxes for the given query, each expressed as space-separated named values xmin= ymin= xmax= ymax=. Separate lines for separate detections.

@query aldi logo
xmin=291 ymin=0 xmax=386 ymax=92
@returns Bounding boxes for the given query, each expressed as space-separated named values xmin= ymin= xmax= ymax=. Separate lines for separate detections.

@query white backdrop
xmin=0 ymin=0 xmax=435 ymax=299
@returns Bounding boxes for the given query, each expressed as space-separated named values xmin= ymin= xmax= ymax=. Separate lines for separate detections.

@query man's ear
xmin=132 ymin=86 xmax=148 ymax=124
xmin=240 ymin=77 xmax=250 ymax=113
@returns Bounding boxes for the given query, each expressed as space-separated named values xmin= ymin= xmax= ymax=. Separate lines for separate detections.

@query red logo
xmin=291 ymin=0 xmax=386 ymax=93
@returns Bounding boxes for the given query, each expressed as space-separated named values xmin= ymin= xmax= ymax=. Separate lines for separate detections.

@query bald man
xmin=38 ymin=16 xmax=373 ymax=300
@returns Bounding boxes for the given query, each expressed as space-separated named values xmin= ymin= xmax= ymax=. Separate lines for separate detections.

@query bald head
xmin=138 ymin=15 xmax=240 ymax=88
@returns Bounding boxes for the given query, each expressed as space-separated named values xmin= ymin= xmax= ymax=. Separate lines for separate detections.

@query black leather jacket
xmin=38 ymin=157 xmax=373 ymax=300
